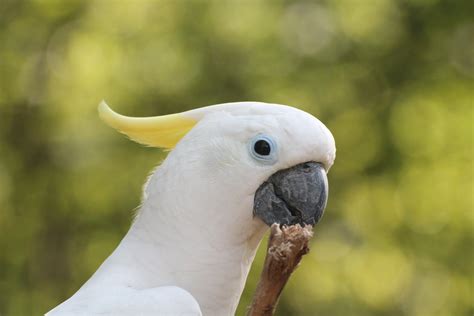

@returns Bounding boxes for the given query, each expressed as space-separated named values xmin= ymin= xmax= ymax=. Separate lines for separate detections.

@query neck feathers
xmin=93 ymin=205 xmax=264 ymax=315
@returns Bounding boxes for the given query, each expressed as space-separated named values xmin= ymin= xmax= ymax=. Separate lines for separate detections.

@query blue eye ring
xmin=248 ymin=134 xmax=278 ymax=164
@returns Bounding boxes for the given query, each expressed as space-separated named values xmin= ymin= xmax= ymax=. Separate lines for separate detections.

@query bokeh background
xmin=0 ymin=0 xmax=473 ymax=315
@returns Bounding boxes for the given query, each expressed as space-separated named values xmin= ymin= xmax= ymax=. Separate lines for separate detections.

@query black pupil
xmin=254 ymin=140 xmax=271 ymax=156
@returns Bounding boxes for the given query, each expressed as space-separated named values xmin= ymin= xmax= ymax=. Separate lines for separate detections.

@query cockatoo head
xmin=99 ymin=101 xmax=335 ymax=244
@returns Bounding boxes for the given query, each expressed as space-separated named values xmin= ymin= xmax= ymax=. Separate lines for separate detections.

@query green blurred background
xmin=0 ymin=0 xmax=472 ymax=315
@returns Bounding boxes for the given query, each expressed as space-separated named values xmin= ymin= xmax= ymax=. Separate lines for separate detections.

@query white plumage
xmin=47 ymin=102 xmax=335 ymax=316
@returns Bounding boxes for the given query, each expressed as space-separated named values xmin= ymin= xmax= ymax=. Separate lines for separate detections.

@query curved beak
xmin=253 ymin=162 xmax=328 ymax=226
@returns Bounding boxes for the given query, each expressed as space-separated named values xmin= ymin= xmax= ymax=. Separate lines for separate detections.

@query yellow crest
xmin=98 ymin=101 xmax=197 ymax=149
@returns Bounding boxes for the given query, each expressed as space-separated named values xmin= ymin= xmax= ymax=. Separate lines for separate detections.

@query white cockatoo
xmin=47 ymin=101 xmax=336 ymax=316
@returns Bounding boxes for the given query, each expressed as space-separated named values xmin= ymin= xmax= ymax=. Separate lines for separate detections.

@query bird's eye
xmin=249 ymin=135 xmax=278 ymax=164
xmin=254 ymin=140 xmax=271 ymax=156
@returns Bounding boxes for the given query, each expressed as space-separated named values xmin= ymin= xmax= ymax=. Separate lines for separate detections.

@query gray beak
xmin=253 ymin=162 xmax=328 ymax=226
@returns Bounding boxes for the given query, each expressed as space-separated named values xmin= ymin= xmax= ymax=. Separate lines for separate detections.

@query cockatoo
xmin=47 ymin=101 xmax=335 ymax=315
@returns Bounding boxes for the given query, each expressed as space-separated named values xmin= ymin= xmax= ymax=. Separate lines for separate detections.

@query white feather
xmin=47 ymin=102 xmax=335 ymax=315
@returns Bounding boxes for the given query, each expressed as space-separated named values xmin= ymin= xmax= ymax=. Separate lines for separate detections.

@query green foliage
xmin=0 ymin=0 xmax=472 ymax=315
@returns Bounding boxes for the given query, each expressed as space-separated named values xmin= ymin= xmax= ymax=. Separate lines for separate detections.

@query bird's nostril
xmin=302 ymin=162 xmax=313 ymax=172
